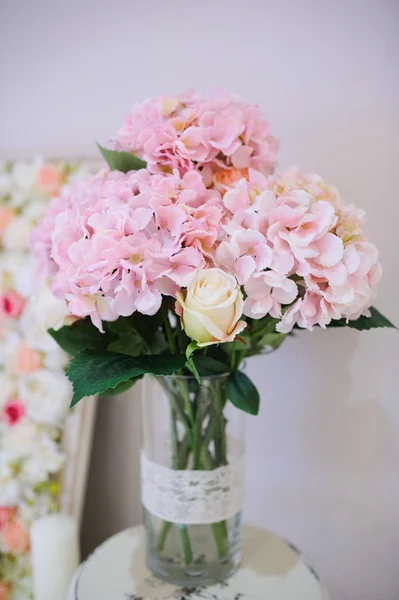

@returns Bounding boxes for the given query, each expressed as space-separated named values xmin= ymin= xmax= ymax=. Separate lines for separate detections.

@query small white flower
xmin=18 ymin=369 xmax=72 ymax=425
xmin=20 ymin=307 xmax=59 ymax=354
xmin=21 ymin=285 xmax=74 ymax=348
xmin=0 ymin=331 xmax=21 ymax=372
xmin=42 ymin=349 xmax=69 ymax=371
xmin=0 ymin=478 xmax=21 ymax=505
xmin=19 ymin=494 xmax=53 ymax=522
xmin=0 ymin=371 xmax=17 ymax=408
xmin=0 ymin=170 xmax=12 ymax=197
xmin=2 ymin=214 xmax=32 ymax=251
xmin=1 ymin=420 xmax=40 ymax=456
xmin=0 ymin=452 xmax=16 ymax=478
xmin=12 ymin=160 xmax=40 ymax=189
xmin=20 ymin=445 xmax=65 ymax=485
xmin=22 ymin=198 xmax=49 ymax=224
xmin=9 ymin=160 xmax=41 ymax=207
xmin=0 ymin=251 xmax=36 ymax=298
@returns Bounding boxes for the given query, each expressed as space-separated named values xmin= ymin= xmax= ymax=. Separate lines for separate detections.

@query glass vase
xmin=141 ymin=373 xmax=245 ymax=586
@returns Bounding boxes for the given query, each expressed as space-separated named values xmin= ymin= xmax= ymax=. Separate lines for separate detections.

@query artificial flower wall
xmin=0 ymin=159 xmax=95 ymax=600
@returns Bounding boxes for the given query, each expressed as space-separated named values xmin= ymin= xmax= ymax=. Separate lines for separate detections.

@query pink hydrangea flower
xmin=32 ymin=168 xmax=224 ymax=331
xmin=244 ymin=271 xmax=298 ymax=319
xmin=215 ymin=167 xmax=382 ymax=331
xmin=113 ymin=90 xmax=278 ymax=181
xmin=32 ymin=160 xmax=382 ymax=335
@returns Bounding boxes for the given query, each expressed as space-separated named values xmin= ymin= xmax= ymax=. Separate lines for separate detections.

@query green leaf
xmin=67 ymin=352 xmax=186 ymax=407
xmin=328 ymin=306 xmax=396 ymax=331
xmin=97 ymin=143 xmax=147 ymax=172
xmin=106 ymin=316 xmax=136 ymax=335
xmin=227 ymin=371 xmax=260 ymax=416
xmin=131 ymin=312 xmax=166 ymax=351
xmin=108 ymin=314 xmax=168 ymax=355
xmin=49 ymin=318 xmax=116 ymax=357
xmin=192 ymin=356 xmax=230 ymax=376
xmin=206 ymin=343 xmax=234 ymax=364
xmin=185 ymin=357 xmax=201 ymax=384
xmin=186 ymin=341 xmax=199 ymax=360
xmin=100 ymin=376 xmax=141 ymax=396
xmin=107 ymin=332 xmax=144 ymax=357
xmin=252 ymin=316 xmax=280 ymax=337
xmin=257 ymin=332 xmax=286 ymax=351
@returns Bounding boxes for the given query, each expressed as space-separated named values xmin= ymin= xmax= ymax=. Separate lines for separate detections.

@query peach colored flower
xmin=37 ymin=165 xmax=64 ymax=196
xmin=0 ymin=507 xmax=16 ymax=530
xmin=0 ymin=518 xmax=30 ymax=553
xmin=0 ymin=582 xmax=11 ymax=600
xmin=0 ymin=207 xmax=15 ymax=234
xmin=14 ymin=344 xmax=42 ymax=374
xmin=213 ymin=167 xmax=249 ymax=194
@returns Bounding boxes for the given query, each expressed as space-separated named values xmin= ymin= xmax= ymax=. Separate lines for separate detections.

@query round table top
xmin=68 ymin=525 xmax=329 ymax=600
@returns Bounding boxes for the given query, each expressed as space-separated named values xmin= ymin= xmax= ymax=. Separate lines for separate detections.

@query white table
xmin=68 ymin=525 xmax=329 ymax=599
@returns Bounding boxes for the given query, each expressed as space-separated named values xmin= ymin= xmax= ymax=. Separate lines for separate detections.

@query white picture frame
xmin=60 ymin=396 xmax=98 ymax=525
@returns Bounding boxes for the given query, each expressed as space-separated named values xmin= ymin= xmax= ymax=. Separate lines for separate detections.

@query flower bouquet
xmin=32 ymin=91 xmax=395 ymax=586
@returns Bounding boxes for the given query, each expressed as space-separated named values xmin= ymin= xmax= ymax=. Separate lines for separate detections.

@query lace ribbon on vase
xmin=140 ymin=451 xmax=246 ymax=524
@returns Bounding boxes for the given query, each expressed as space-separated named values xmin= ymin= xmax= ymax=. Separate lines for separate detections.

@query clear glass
xmin=141 ymin=373 xmax=245 ymax=586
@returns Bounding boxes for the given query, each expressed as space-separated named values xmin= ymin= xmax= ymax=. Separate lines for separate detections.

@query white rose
xmin=0 ymin=372 xmax=17 ymax=409
xmin=22 ymin=198 xmax=49 ymax=223
xmin=0 ymin=478 xmax=21 ymax=505
xmin=0 ymin=170 xmax=12 ymax=196
xmin=12 ymin=160 xmax=40 ymax=190
xmin=1 ymin=421 xmax=40 ymax=456
xmin=42 ymin=348 xmax=69 ymax=371
xmin=23 ymin=285 xmax=74 ymax=334
xmin=0 ymin=452 xmax=16 ymax=478
xmin=0 ymin=251 xmax=35 ymax=297
xmin=0 ymin=331 xmax=20 ymax=372
xmin=176 ymin=268 xmax=246 ymax=346
xmin=20 ymin=306 xmax=58 ymax=354
xmin=18 ymin=369 xmax=72 ymax=425
xmin=10 ymin=159 xmax=41 ymax=208
xmin=19 ymin=494 xmax=53 ymax=523
xmin=21 ymin=446 xmax=65 ymax=485
xmin=20 ymin=285 xmax=75 ymax=356
xmin=2 ymin=215 xmax=32 ymax=250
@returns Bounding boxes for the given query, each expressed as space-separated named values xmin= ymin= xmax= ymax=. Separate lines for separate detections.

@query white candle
xmin=31 ymin=514 xmax=80 ymax=600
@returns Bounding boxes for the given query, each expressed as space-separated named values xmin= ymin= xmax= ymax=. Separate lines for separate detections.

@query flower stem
xmin=178 ymin=525 xmax=193 ymax=565
xmin=162 ymin=309 xmax=176 ymax=353
xmin=192 ymin=400 xmax=205 ymax=470
xmin=175 ymin=378 xmax=195 ymax=428
xmin=200 ymin=445 xmax=228 ymax=558
xmin=156 ymin=521 xmax=172 ymax=553
xmin=156 ymin=399 xmax=193 ymax=562
xmin=156 ymin=376 xmax=230 ymax=563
